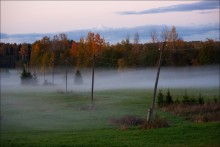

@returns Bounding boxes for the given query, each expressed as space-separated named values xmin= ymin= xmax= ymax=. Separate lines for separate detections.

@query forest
xmin=0 ymin=26 xmax=219 ymax=69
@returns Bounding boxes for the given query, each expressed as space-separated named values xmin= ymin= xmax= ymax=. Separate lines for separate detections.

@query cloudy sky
xmin=0 ymin=1 xmax=219 ymax=43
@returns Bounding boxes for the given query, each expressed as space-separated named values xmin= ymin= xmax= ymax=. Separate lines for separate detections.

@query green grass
xmin=1 ymin=88 xmax=220 ymax=146
xmin=2 ymin=123 xmax=220 ymax=147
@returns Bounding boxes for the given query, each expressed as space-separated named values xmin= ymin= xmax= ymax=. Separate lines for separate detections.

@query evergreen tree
xmin=157 ymin=90 xmax=164 ymax=107
xmin=20 ymin=64 xmax=37 ymax=85
xmin=74 ymin=69 xmax=83 ymax=85
xmin=165 ymin=89 xmax=173 ymax=105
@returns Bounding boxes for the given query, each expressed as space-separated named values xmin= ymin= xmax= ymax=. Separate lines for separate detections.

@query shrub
xmin=157 ymin=90 xmax=164 ymax=107
xmin=109 ymin=114 xmax=169 ymax=130
xmin=151 ymin=114 xmax=169 ymax=128
xmin=142 ymin=114 xmax=169 ymax=129
xmin=162 ymin=103 xmax=220 ymax=123
xmin=109 ymin=115 xmax=144 ymax=130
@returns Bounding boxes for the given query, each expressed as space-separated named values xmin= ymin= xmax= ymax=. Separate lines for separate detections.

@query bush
xmin=150 ymin=114 xmax=169 ymax=128
xmin=157 ymin=90 xmax=164 ymax=107
xmin=162 ymin=102 xmax=220 ymax=123
xmin=109 ymin=115 xmax=144 ymax=130
xmin=142 ymin=114 xmax=169 ymax=129
xmin=109 ymin=114 xmax=169 ymax=130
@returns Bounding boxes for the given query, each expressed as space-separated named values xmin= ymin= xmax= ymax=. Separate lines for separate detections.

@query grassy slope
xmin=1 ymin=88 xmax=220 ymax=146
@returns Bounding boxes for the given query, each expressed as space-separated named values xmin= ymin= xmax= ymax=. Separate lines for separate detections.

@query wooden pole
xmin=91 ymin=55 xmax=95 ymax=104
xmin=65 ymin=58 xmax=68 ymax=94
xmin=52 ymin=59 xmax=54 ymax=85
xmin=147 ymin=42 xmax=166 ymax=127
xmin=44 ymin=65 xmax=45 ymax=82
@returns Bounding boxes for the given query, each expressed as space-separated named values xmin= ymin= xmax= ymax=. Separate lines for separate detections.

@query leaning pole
xmin=147 ymin=42 xmax=166 ymax=127
xmin=91 ymin=55 xmax=95 ymax=104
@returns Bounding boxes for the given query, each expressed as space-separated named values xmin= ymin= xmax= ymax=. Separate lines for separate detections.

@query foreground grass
xmin=1 ymin=87 xmax=220 ymax=146
xmin=2 ymin=123 xmax=220 ymax=147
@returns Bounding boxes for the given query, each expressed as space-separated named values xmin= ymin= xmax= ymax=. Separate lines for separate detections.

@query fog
xmin=1 ymin=65 xmax=219 ymax=132
xmin=1 ymin=65 xmax=219 ymax=92
xmin=1 ymin=66 xmax=219 ymax=91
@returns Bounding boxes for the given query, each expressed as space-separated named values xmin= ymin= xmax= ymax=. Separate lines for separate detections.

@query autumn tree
xmin=76 ymin=37 xmax=86 ymax=67
xmin=118 ymin=58 xmax=126 ymax=71
xmin=83 ymin=32 xmax=106 ymax=67
xmin=169 ymin=26 xmax=178 ymax=50
xmin=41 ymin=52 xmax=50 ymax=71
xmin=59 ymin=33 xmax=69 ymax=53
xmin=40 ymin=36 xmax=51 ymax=69
xmin=2 ymin=30 xmax=220 ymax=69
xmin=30 ymin=36 xmax=51 ymax=70
xmin=20 ymin=43 xmax=29 ymax=63
xmin=69 ymin=41 xmax=78 ymax=66
xmin=169 ymin=26 xmax=179 ymax=65
xmin=30 ymin=41 xmax=41 ymax=67
xmin=85 ymin=32 xmax=105 ymax=55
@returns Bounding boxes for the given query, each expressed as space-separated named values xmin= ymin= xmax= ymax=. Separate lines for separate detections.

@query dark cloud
xmin=117 ymin=1 xmax=219 ymax=15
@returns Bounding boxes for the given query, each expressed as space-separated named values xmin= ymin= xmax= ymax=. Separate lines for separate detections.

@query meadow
xmin=1 ymin=87 xmax=220 ymax=147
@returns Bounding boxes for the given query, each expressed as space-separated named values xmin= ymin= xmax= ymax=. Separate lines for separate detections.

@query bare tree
xmin=161 ymin=26 xmax=170 ymax=42
xmin=133 ymin=32 xmax=140 ymax=54
xmin=134 ymin=32 xmax=139 ymax=45
xmin=125 ymin=33 xmax=130 ymax=44
xmin=150 ymin=30 xmax=158 ymax=43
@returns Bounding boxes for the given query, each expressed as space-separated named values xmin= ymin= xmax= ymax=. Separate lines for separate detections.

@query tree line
xmin=1 ymin=26 xmax=219 ymax=69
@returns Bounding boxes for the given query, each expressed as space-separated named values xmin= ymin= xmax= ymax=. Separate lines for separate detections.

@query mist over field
xmin=1 ymin=65 xmax=219 ymax=92
xmin=1 ymin=65 xmax=219 ymax=132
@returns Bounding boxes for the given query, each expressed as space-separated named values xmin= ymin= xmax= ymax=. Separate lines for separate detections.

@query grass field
xmin=1 ymin=87 xmax=220 ymax=146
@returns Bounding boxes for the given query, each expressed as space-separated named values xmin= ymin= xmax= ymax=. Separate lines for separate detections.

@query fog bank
xmin=1 ymin=65 xmax=219 ymax=92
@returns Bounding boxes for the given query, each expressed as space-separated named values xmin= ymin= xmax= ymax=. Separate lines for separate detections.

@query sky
xmin=0 ymin=1 xmax=219 ymax=43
